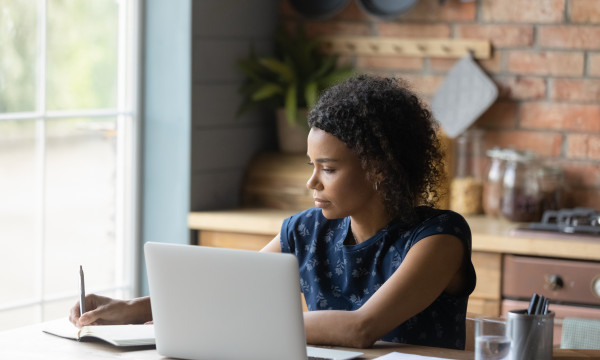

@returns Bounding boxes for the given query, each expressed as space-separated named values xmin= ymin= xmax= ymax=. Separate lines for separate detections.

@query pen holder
xmin=507 ymin=309 xmax=554 ymax=360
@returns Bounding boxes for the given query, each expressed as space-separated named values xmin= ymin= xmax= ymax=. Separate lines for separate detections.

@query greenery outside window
xmin=0 ymin=0 xmax=140 ymax=330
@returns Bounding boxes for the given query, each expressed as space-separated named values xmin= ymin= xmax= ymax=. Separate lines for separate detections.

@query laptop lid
xmin=145 ymin=242 xmax=308 ymax=360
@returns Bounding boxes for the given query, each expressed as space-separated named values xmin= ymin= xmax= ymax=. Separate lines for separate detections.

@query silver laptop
xmin=144 ymin=242 xmax=363 ymax=360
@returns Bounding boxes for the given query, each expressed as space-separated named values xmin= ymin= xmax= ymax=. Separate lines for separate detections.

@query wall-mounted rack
xmin=319 ymin=36 xmax=492 ymax=59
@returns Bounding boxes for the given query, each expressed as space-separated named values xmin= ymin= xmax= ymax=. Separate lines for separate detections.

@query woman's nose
xmin=306 ymin=170 xmax=321 ymax=191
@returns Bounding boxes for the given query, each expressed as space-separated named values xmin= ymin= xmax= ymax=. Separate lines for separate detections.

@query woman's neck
xmin=349 ymin=207 xmax=393 ymax=244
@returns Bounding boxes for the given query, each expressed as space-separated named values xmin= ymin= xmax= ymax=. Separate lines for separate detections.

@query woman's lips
xmin=314 ymin=198 xmax=330 ymax=208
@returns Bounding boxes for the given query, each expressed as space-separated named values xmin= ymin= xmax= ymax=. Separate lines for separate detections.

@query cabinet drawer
xmin=503 ymin=255 xmax=600 ymax=305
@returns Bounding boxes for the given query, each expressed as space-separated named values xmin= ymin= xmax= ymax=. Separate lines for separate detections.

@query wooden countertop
xmin=188 ymin=208 xmax=600 ymax=261
xmin=4 ymin=320 xmax=600 ymax=360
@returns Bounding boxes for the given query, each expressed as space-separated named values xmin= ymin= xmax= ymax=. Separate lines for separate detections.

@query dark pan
xmin=356 ymin=0 xmax=418 ymax=19
xmin=288 ymin=0 xmax=352 ymax=19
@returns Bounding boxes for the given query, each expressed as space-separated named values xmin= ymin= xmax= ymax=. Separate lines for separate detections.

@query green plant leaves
xmin=235 ymin=26 xmax=354 ymax=123
xmin=285 ymin=85 xmax=298 ymax=126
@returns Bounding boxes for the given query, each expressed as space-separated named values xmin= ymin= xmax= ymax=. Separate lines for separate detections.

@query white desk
xmin=2 ymin=320 xmax=599 ymax=359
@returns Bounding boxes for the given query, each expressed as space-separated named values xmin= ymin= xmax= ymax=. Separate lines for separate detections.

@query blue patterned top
xmin=280 ymin=207 xmax=476 ymax=350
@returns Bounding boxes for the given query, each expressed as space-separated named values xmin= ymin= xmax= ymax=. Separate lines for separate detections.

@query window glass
xmin=0 ymin=120 xmax=38 ymax=304
xmin=0 ymin=0 xmax=37 ymax=113
xmin=46 ymin=0 xmax=119 ymax=110
xmin=0 ymin=0 xmax=136 ymax=332
xmin=44 ymin=117 xmax=117 ymax=295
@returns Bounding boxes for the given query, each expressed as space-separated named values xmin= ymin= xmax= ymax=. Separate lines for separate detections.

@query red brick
xmin=589 ymin=53 xmax=600 ymax=76
xmin=567 ymin=134 xmax=600 ymax=160
xmin=561 ymin=161 xmax=600 ymax=188
xmin=520 ymin=103 xmax=600 ymax=131
xmin=508 ymin=51 xmax=584 ymax=76
xmin=539 ymin=26 xmax=600 ymax=50
xmin=304 ymin=21 xmax=372 ymax=37
xmin=568 ymin=187 xmax=600 ymax=208
xmin=430 ymin=51 xmax=502 ymax=74
xmin=495 ymin=76 xmax=547 ymax=100
xmin=394 ymin=73 xmax=446 ymax=97
xmin=357 ymin=56 xmax=424 ymax=71
xmin=551 ymin=79 xmax=600 ymax=102
xmin=482 ymin=130 xmax=563 ymax=156
xmin=481 ymin=0 xmax=565 ymax=23
xmin=455 ymin=25 xmax=534 ymax=48
xmin=330 ymin=1 xmax=370 ymax=21
xmin=476 ymin=101 xmax=519 ymax=129
xmin=569 ymin=0 xmax=600 ymax=23
xmin=376 ymin=23 xmax=451 ymax=38
xmin=399 ymin=0 xmax=476 ymax=22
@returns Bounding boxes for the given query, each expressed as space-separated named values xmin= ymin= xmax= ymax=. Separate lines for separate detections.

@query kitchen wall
xmin=189 ymin=0 xmax=278 ymax=211
xmin=280 ymin=0 xmax=600 ymax=209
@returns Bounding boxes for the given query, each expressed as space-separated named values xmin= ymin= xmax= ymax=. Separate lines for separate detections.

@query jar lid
xmin=538 ymin=165 xmax=564 ymax=176
xmin=486 ymin=147 xmax=505 ymax=159
xmin=502 ymin=149 xmax=537 ymax=162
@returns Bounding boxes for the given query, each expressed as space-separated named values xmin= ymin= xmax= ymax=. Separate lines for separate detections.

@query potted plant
xmin=236 ymin=26 xmax=354 ymax=153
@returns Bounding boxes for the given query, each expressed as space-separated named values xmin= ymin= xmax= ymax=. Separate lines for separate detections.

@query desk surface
xmin=1 ymin=320 xmax=600 ymax=359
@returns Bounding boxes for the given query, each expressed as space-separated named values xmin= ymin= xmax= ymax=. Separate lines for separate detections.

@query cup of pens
xmin=507 ymin=293 xmax=554 ymax=360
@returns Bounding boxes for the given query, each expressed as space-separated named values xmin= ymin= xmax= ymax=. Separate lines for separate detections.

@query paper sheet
xmin=373 ymin=352 xmax=457 ymax=360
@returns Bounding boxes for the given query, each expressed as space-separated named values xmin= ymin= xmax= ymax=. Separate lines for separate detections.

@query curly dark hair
xmin=308 ymin=74 xmax=445 ymax=225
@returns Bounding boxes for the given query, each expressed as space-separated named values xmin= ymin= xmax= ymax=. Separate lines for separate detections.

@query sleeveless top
xmin=280 ymin=207 xmax=476 ymax=350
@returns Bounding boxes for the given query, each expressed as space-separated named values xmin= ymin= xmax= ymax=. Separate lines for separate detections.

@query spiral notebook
xmin=42 ymin=318 xmax=155 ymax=347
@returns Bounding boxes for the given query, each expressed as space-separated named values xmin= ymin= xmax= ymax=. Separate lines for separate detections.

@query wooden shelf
xmin=319 ymin=36 xmax=492 ymax=59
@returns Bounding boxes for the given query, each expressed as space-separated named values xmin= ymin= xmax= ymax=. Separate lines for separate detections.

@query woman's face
xmin=306 ymin=127 xmax=380 ymax=219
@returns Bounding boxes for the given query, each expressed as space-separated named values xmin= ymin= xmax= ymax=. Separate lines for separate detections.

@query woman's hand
xmin=69 ymin=294 xmax=152 ymax=328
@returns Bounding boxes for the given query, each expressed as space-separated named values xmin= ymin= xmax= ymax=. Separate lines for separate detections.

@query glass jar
xmin=501 ymin=150 xmax=542 ymax=222
xmin=483 ymin=148 xmax=506 ymax=217
xmin=450 ymin=129 xmax=485 ymax=215
xmin=538 ymin=165 xmax=566 ymax=213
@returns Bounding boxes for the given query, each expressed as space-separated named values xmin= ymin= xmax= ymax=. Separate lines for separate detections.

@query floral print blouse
xmin=280 ymin=207 xmax=476 ymax=350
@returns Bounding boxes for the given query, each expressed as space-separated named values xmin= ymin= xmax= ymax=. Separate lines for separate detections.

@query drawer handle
xmin=547 ymin=275 xmax=564 ymax=291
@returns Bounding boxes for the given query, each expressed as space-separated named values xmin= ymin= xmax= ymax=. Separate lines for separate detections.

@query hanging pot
xmin=288 ymin=0 xmax=352 ymax=20
xmin=356 ymin=0 xmax=419 ymax=19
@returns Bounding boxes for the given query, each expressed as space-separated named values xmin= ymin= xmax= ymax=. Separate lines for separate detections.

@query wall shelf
xmin=319 ymin=36 xmax=492 ymax=59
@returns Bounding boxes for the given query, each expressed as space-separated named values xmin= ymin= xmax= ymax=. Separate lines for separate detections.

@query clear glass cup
xmin=475 ymin=318 xmax=511 ymax=360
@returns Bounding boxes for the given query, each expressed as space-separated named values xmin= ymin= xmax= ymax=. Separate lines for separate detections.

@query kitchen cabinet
xmin=188 ymin=209 xmax=600 ymax=345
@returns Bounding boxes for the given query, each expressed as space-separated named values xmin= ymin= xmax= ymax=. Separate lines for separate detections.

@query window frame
xmin=0 ymin=0 xmax=141 ymax=325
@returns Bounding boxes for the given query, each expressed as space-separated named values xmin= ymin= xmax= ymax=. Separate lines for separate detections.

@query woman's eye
xmin=323 ymin=168 xmax=335 ymax=174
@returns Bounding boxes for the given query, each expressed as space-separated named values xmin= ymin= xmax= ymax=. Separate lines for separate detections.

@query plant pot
xmin=276 ymin=108 xmax=310 ymax=154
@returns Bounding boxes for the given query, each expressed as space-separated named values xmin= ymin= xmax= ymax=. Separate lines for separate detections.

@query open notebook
xmin=42 ymin=318 xmax=155 ymax=347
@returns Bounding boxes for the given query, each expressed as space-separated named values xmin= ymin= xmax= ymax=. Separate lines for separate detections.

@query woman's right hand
xmin=69 ymin=294 xmax=152 ymax=328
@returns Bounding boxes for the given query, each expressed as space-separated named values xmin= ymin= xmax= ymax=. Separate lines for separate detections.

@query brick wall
xmin=281 ymin=0 xmax=600 ymax=209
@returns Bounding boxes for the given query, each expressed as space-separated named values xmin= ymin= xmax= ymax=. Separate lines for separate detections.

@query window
xmin=0 ymin=0 xmax=140 ymax=330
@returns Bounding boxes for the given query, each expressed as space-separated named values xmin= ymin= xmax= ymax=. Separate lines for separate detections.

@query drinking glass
xmin=475 ymin=318 xmax=511 ymax=360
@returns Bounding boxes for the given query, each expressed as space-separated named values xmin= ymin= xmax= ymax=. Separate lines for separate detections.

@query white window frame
xmin=0 ymin=0 xmax=141 ymax=323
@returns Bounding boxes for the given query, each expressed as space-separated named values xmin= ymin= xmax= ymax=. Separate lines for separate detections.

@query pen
xmin=79 ymin=265 xmax=86 ymax=315
xmin=527 ymin=293 xmax=539 ymax=315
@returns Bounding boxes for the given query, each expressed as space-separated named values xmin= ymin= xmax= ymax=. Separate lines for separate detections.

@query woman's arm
xmin=303 ymin=233 xmax=466 ymax=348
xmin=261 ymin=233 xmax=282 ymax=253
xmin=70 ymin=294 xmax=152 ymax=328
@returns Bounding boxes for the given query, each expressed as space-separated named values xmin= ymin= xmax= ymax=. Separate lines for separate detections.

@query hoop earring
xmin=374 ymin=181 xmax=379 ymax=191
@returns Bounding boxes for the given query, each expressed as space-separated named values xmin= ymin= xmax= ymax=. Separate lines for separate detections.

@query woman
xmin=71 ymin=74 xmax=476 ymax=350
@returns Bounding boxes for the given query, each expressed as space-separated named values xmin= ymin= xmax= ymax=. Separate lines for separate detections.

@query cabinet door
xmin=197 ymin=231 xmax=272 ymax=251
xmin=468 ymin=251 xmax=502 ymax=316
